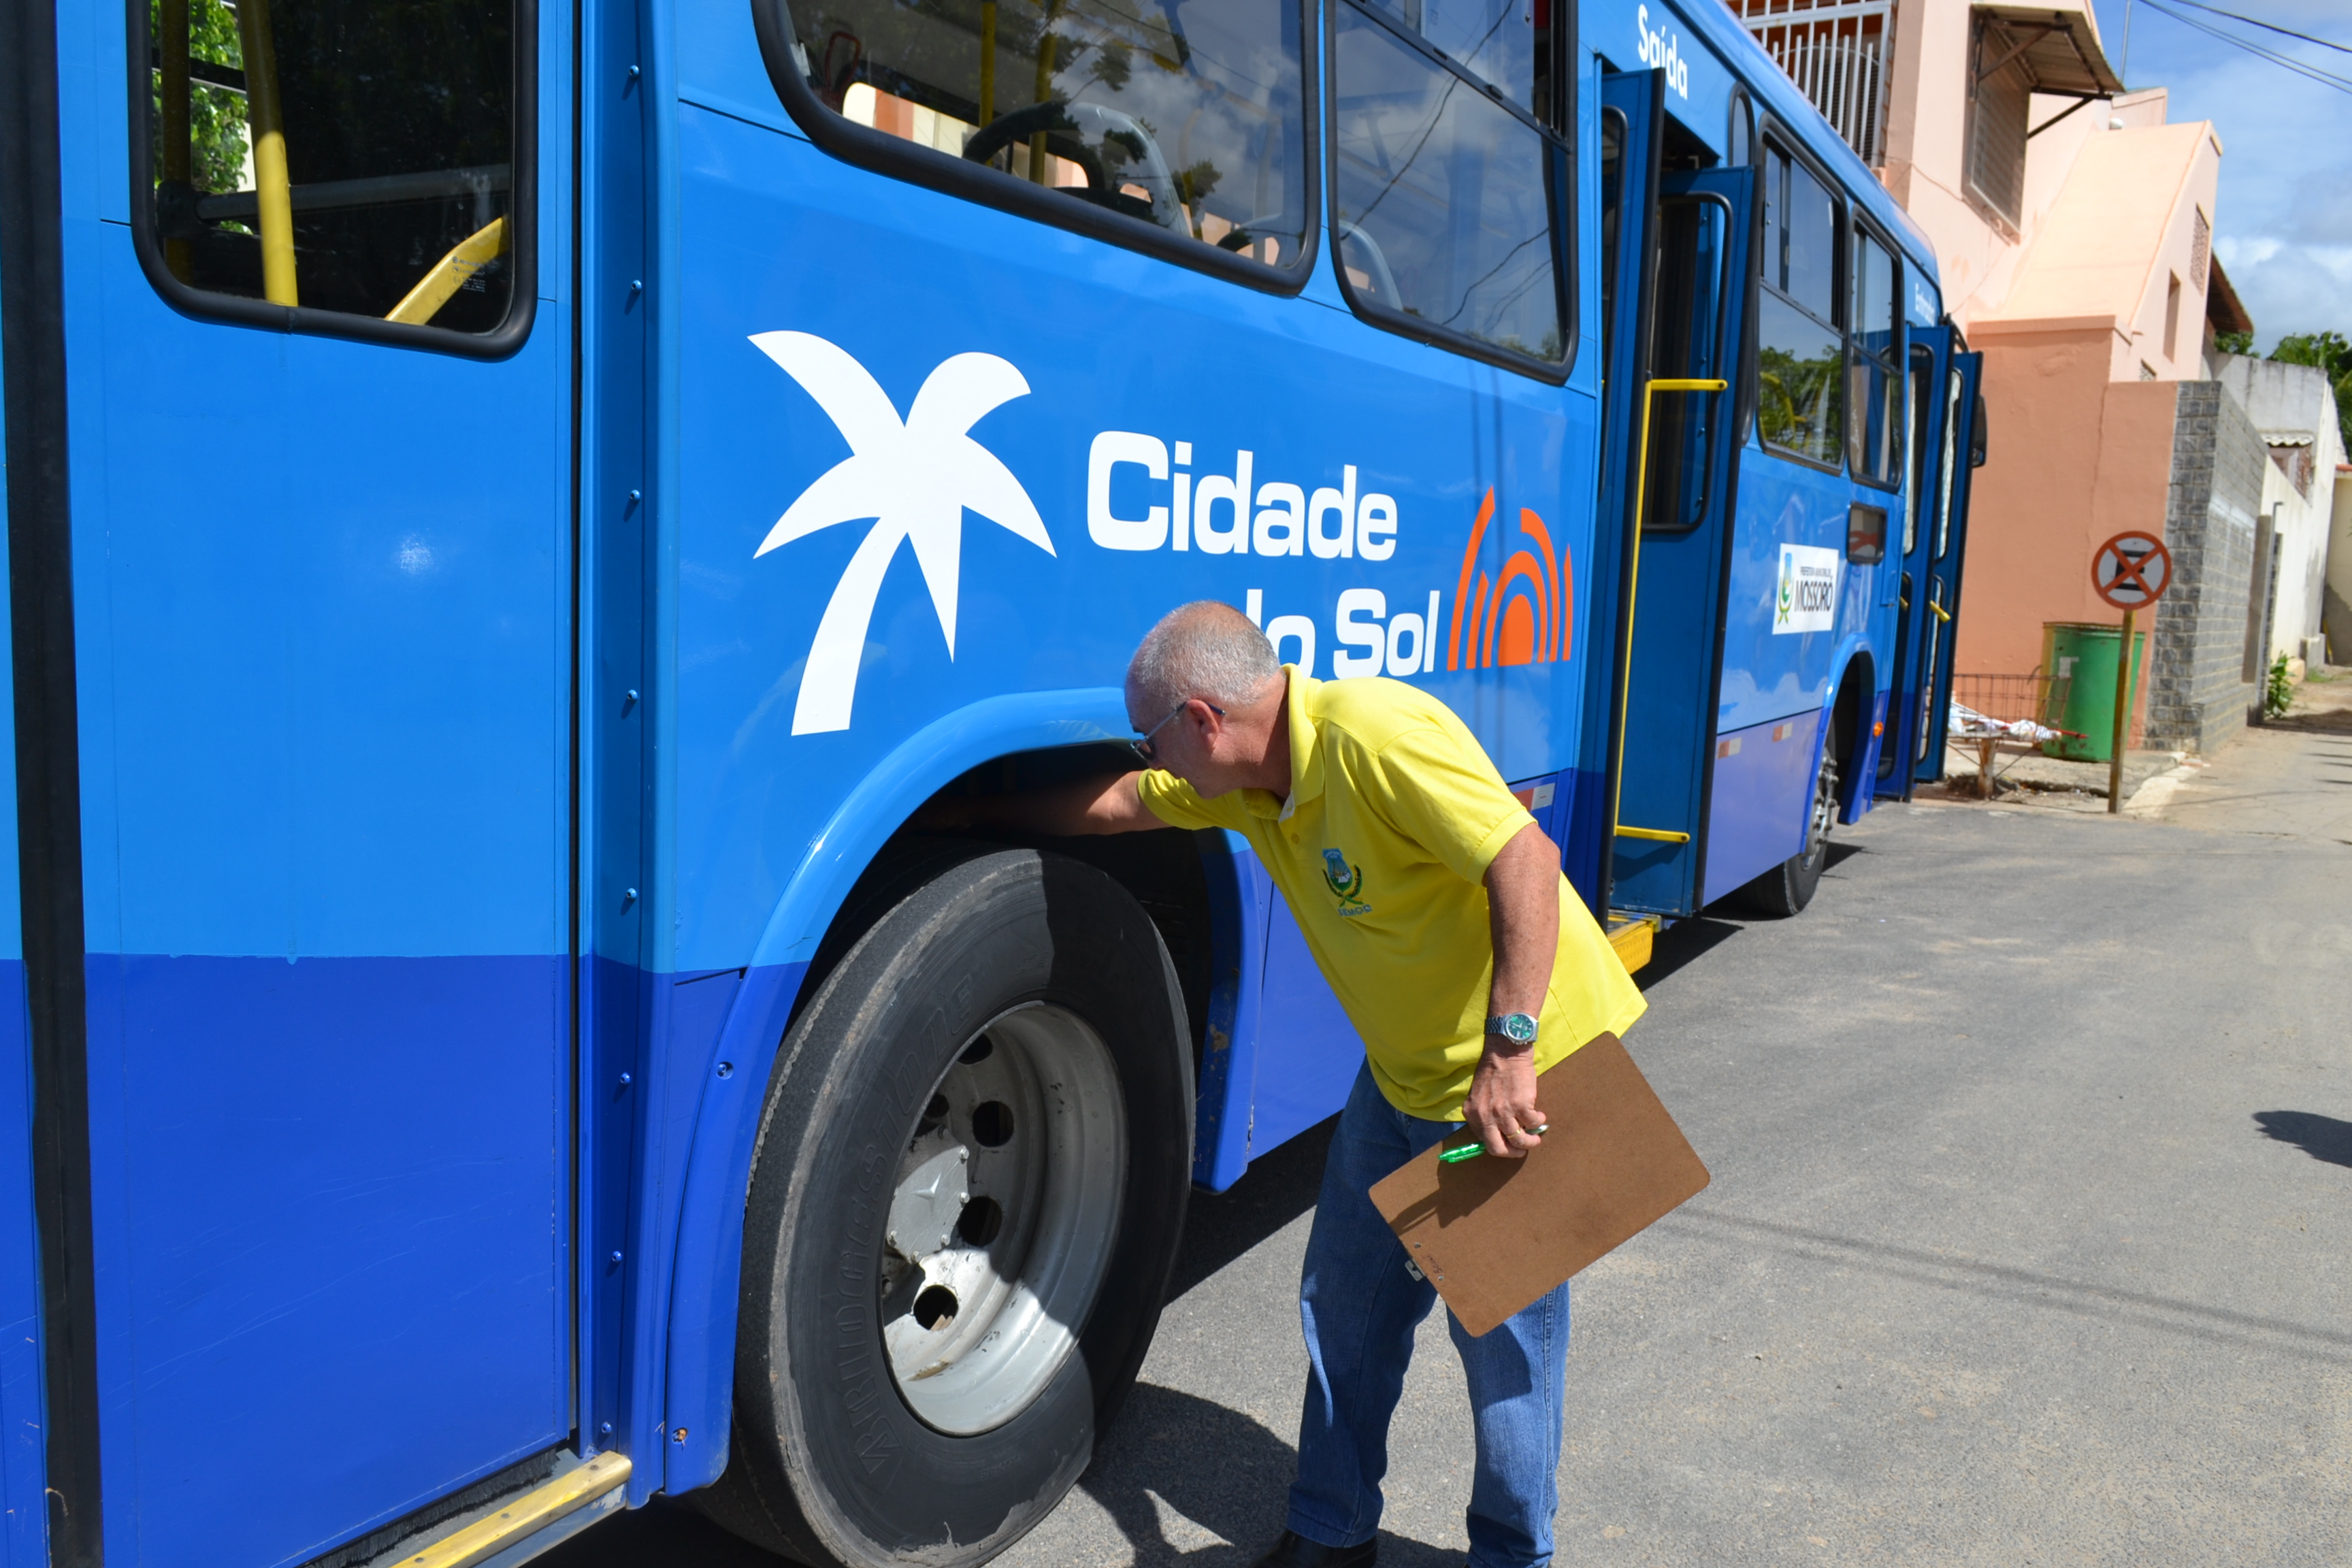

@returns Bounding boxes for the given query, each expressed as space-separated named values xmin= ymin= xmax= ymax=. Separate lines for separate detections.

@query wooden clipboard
xmin=1369 ymin=1032 xmax=1708 ymax=1337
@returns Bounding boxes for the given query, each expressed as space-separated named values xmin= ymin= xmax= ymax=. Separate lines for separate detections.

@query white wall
xmin=2220 ymin=356 xmax=2344 ymax=664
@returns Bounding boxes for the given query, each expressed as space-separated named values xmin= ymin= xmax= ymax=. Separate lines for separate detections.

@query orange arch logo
xmin=1448 ymin=488 xmax=1571 ymax=670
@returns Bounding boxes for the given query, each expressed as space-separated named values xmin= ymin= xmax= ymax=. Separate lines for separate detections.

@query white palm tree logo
xmin=751 ymin=330 xmax=1056 ymax=735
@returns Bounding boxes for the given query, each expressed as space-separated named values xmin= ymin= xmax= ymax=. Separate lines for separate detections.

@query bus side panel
xmin=666 ymin=109 xmax=1590 ymax=979
xmin=0 ymin=414 xmax=39 ymax=1567
xmin=1251 ymin=902 xmax=1367 ymax=1158
xmin=65 ymin=120 xmax=575 ymax=1568
xmin=0 ymin=950 xmax=35 ymax=1568
xmin=1699 ymin=709 xmax=1816 ymax=885
xmin=1706 ymin=451 xmax=1858 ymax=895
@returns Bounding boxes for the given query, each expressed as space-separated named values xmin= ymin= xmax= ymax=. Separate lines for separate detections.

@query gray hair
xmin=1126 ymin=601 xmax=1284 ymax=713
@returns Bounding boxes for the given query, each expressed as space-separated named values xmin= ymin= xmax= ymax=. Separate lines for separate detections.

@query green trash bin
xmin=2041 ymin=621 xmax=2146 ymax=762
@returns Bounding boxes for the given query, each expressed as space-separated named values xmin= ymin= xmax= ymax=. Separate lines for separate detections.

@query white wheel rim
xmin=877 ymin=1002 xmax=1126 ymax=1435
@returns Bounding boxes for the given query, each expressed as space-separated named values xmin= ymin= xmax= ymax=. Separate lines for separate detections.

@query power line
xmin=2136 ymin=0 xmax=2352 ymax=95
xmin=2163 ymin=0 xmax=2352 ymax=56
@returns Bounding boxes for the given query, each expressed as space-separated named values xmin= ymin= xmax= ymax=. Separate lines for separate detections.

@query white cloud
xmin=2216 ymin=235 xmax=2283 ymax=270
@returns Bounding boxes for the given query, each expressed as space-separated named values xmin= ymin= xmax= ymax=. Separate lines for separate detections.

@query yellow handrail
xmin=1610 ymin=376 xmax=1730 ymax=847
xmin=234 ymin=0 xmax=297 ymax=306
xmin=385 ymin=216 xmax=508 ymax=325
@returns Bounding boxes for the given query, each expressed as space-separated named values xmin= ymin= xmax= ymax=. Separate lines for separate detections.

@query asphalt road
xmin=551 ymin=789 xmax=2352 ymax=1567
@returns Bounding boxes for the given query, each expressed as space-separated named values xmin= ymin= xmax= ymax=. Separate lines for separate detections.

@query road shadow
xmin=1635 ymin=917 xmax=1742 ymax=991
xmin=1082 ymin=1382 xmax=1459 ymax=1567
xmin=2253 ymin=1111 xmax=2352 ymax=1169
xmin=538 ymin=1494 xmax=786 ymax=1567
xmin=1166 ymin=1114 xmax=1335 ymax=1301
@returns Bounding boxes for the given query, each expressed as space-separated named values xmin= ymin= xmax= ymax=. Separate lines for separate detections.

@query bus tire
xmin=1736 ymin=745 xmax=1839 ymax=918
xmin=698 ymin=847 xmax=1194 ymax=1567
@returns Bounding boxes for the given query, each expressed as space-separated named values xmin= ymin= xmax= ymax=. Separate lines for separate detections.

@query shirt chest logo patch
xmin=1321 ymin=848 xmax=1372 ymax=917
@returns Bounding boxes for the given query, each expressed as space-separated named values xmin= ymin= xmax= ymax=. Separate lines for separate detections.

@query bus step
xmin=394 ymin=1450 xmax=630 ymax=1568
xmin=1605 ymin=912 xmax=1662 ymax=975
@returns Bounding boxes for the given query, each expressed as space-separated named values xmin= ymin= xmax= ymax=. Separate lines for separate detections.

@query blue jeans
xmin=1286 ymin=1064 xmax=1571 ymax=1568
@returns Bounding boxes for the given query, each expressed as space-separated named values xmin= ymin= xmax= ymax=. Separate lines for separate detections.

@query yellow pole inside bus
xmin=979 ymin=0 xmax=996 ymax=128
xmin=234 ymin=0 xmax=298 ymax=307
xmin=159 ymin=0 xmax=191 ymax=280
xmin=1610 ymin=377 xmax=1725 ymax=848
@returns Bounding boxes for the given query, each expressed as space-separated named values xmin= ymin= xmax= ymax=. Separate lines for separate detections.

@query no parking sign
xmin=2093 ymin=532 xmax=2172 ymax=610
xmin=2089 ymin=532 xmax=2170 ymax=813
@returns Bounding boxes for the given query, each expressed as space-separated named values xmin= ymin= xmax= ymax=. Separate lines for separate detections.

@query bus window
xmin=1330 ymin=0 xmax=1569 ymax=372
xmin=1363 ymin=0 xmax=1534 ymax=114
xmin=1755 ymin=142 xmax=1842 ymax=466
xmin=775 ymin=0 xmax=1309 ymax=270
xmin=1847 ymin=227 xmax=1901 ymax=487
xmin=137 ymin=0 xmax=527 ymax=341
xmin=1642 ymin=195 xmax=1732 ymax=533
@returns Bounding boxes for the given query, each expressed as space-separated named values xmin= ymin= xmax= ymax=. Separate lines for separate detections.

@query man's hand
xmin=1469 ymin=821 xmax=1562 ymax=1158
xmin=1462 ymin=1041 xmax=1546 ymax=1158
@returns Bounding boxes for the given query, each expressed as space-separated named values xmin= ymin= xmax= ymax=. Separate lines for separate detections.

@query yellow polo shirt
xmin=1137 ymin=668 xmax=1645 ymax=1121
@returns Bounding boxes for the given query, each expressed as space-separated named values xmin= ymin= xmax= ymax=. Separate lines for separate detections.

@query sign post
xmin=2091 ymin=532 xmax=2174 ymax=815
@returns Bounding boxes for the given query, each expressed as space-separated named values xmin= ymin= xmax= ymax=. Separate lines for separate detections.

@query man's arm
xmin=918 ymin=770 xmax=1162 ymax=836
xmin=1460 ymin=821 xmax=1561 ymax=1158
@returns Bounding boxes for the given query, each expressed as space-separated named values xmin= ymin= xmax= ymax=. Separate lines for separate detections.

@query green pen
xmin=1438 ymin=1125 xmax=1548 ymax=1163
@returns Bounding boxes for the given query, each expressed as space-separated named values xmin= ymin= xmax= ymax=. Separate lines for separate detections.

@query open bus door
xmin=1567 ymin=67 xmax=1666 ymax=916
xmin=1876 ymin=323 xmax=1955 ymax=798
xmin=1912 ymin=339 xmax=1987 ymax=783
xmin=1606 ymin=165 xmax=1757 ymax=919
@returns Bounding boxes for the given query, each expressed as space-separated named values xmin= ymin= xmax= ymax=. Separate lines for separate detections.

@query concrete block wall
xmin=2146 ymin=382 xmax=2262 ymax=753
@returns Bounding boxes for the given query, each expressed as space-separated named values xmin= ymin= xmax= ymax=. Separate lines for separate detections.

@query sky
xmin=2083 ymin=0 xmax=2352 ymax=350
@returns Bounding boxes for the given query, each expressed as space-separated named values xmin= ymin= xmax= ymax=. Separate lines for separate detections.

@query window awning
xmin=2207 ymin=255 xmax=2255 ymax=336
xmin=1972 ymin=5 xmax=2126 ymax=99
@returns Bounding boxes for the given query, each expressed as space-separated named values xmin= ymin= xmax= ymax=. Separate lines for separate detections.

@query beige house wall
xmin=1957 ymin=322 xmax=2176 ymax=736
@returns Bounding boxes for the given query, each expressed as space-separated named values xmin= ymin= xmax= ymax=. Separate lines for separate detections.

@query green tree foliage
xmin=2213 ymin=329 xmax=2254 ymax=357
xmin=150 ymin=0 xmax=249 ymax=194
xmin=2268 ymin=330 xmax=2352 ymax=455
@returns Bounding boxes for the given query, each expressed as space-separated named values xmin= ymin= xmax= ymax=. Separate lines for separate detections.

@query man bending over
xmin=946 ymin=600 xmax=1645 ymax=1568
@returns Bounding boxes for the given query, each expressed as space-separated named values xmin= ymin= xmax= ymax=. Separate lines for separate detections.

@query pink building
xmin=1729 ymin=0 xmax=2268 ymax=751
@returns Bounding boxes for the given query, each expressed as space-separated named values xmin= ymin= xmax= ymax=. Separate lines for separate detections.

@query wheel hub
xmin=877 ymin=1002 xmax=1126 ymax=1435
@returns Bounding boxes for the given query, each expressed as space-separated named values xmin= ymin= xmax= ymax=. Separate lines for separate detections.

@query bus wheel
xmin=698 ymin=848 xmax=1194 ymax=1567
xmin=1737 ymin=747 xmax=1839 ymax=917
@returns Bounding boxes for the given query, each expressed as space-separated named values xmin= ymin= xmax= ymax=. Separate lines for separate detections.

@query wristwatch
xmin=1484 ymin=1012 xmax=1539 ymax=1046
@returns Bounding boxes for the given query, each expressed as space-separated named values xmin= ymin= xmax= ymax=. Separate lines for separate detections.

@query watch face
xmin=1496 ymin=1013 xmax=1537 ymax=1043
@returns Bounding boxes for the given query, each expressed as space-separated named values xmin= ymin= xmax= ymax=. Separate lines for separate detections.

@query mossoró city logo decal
xmin=751 ymin=330 xmax=1054 ymax=736
xmin=1774 ymin=544 xmax=1839 ymax=636
xmin=1321 ymin=848 xmax=1371 ymax=916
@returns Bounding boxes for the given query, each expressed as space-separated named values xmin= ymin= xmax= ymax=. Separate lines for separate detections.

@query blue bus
xmin=0 ymin=0 xmax=1981 ymax=1556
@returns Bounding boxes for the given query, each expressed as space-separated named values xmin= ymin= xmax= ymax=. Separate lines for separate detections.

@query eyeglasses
xmin=1131 ymin=699 xmax=1223 ymax=766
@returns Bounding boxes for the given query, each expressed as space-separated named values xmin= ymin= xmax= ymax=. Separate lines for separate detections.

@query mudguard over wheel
xmin=698 ymin=847 xmax=1194 ymax=1567
xmin=1736 ymin=745 xmax=1839 ymax=917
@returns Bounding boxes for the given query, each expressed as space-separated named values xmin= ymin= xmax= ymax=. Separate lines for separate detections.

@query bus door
xmin=1911 ymin=339 xmax=1987 ymax=783
xmin=1875 ymin=324 xmax=1954 ymax=798
xmin=1567 ymin=67 xmax=1665 ymax=911
xmin=51 ymin=3 xmax=577 ymax=1562
xmin=1608 ymin=165 xmax=1757 ymax=919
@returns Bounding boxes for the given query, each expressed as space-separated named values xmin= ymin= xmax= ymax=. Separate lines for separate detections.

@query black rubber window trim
xmin=1750 ymin=120 xmax=1846 ymax=476
xmin=122 ymin=0 xmax=540 ymax=360
xmin=747 ymin=0 xmax=1321 ymax=297
xmin=1846 ymin=210 xmax=1906 ymax=495
xmin=1322 ymin=0 xmax=1578 ymax=385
